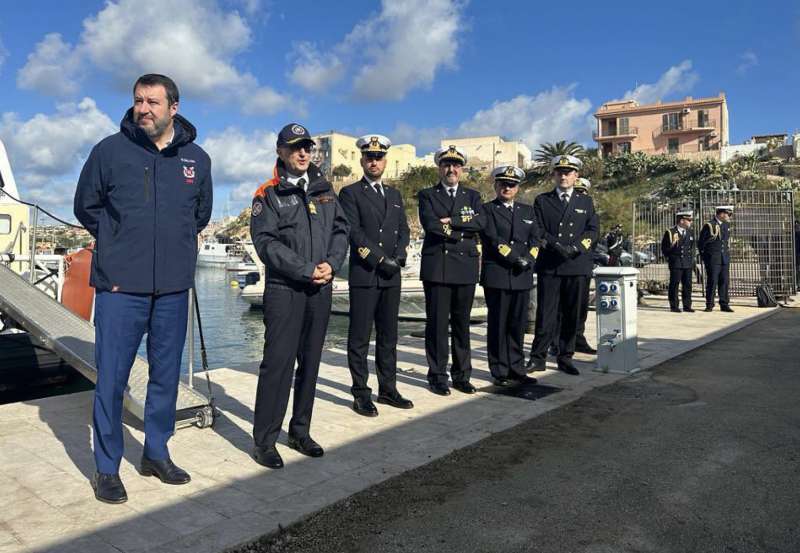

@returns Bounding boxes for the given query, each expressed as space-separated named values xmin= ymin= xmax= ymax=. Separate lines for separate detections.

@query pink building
xmin=593 ymin=93 xmax=729 ymax=160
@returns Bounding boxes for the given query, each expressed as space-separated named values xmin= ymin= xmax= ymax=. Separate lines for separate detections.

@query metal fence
xmin=631 ymin=198 xmax=697 ymax=294
xmin=632 ymin=190 xmax=797 ymax=298
xmin=699 ymin=190 xmax=797 ymax=298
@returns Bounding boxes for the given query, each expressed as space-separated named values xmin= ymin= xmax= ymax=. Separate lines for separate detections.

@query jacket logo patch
xmin=498 ymin=244 xmax=512 ymax=257
xmin=275 ymin=195 xmax=300 ymax=208
xmin=529 ymin=246 xmax=539 ymax=259
xmin=523 ymin=219 xmax=533 ymax=224
xmin=358 ymin=247 xmax=370 ymax=259
xmin=251 ymin=201 xmax=263 ymax=217
xmin=308 ymin=202 xmax=317 ymax=215
xmin=575 ymin=208 xmax=586 ymax=214
xmin=183 ymin=165 xmax=195 ymax=184
xmin=317 ymin=195 xmax=335 ymax=203
xmin=581 ymin=238 xmax=592 ymax=250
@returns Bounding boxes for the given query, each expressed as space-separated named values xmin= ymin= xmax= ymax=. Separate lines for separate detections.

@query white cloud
xmin=736 ymin=50 xmax=758 ymax=75
xmin=200 ymin=127 xmax=278 ymax=202
xmin=0 ymin=98 xmax=116 ymax=208
xmin=288 ymin=0 xmax=463 ymax=101
xmin=18 ymin=0 xmax=294 ymax=115
xmin=17 ymin=33 xmax=83 ymax=96
xmin=288 ymin=42 xmax=345 ymax=93
xmin=456 ymin=85 xmax=593 ymax=151
xmin=622 ymin=60 xmax=699 ymax=104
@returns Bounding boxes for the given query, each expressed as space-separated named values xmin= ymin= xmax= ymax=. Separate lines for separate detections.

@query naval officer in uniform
xmin=339 ymin=135 xmax=413 ymax=417
xmin=698 ymin=205 xmax=734 ymax=312
xmin=661 ymin=209 xmax=696 ymax=312
xmin=526 ymin=155 xmax=598 ymax=375
xmin=479 ymin=165 xmax=540 ymax=386
xmin=571 ymin=177 xmax=597 ymax=354
xmin=249 ymin=123 xmax=350 ymax=469
xmin=418 ymin=145 xmax=484 ymax=396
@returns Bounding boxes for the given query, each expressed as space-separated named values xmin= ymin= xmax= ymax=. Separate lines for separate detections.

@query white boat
xmin=197 ymin=241 xmax=245 ymax=267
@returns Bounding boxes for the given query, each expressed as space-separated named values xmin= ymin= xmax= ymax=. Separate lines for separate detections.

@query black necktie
xmin=297 ymin=177 xmax=307 ymax=191
xmin=449 ymin=188 xmax=456 ymax=199
xmin=561 ymin=193 xmax=568 ymax=206
xmin=374 ymin=183 xmax=384 ymax=198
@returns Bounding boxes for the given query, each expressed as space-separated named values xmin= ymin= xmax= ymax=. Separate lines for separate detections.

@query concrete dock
xmin=0 ymin=297 xmax=786 ymax=553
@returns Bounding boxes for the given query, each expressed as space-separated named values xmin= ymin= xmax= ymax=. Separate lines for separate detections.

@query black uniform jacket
xmin=661 ymin=226 xmax=695 ymax=269
xmin=479 ymin=199 xmax=540 ymax=290
xmin=418 ymin=183 xmax=484 ymax=284
xmin=250 ymin=161 xmax=350 ymax=290
xmin=339 ymin=177 xmax=410 ymax=288
xmin=698 ymin=218 xmax=731 ymax=265
xmin=534 ymin=189 xmax=598 ymax=276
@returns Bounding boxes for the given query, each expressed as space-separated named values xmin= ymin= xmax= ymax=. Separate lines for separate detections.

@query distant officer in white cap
xmin=418 ymin=145 xmax=484 ymax=396
xmin=526 ymin=154 xmax=598 ymax=375
xmin=480 ymin=165 xmax=540 ymax=386
xmin=574 ymin=177 xmax=591 ymax=195
xmin=338 ymin=135 xmax=413 ymax=417
xmin=661 ymin=209 xmax=696 ymax=313
xmin=698 ymin=205 xmax=734 ymax=312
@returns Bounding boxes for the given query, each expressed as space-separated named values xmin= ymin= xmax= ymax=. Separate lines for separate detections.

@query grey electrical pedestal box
xmin=594 ymin=266 xmax=640 ymax=374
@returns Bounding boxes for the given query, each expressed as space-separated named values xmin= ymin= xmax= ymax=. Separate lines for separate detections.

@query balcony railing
xmin=592 ymin=126 xmax=639 ymax=140
xmin=655 ymin=118 xmax=717 ymax=138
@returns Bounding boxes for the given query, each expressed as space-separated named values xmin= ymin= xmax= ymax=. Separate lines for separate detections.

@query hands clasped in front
xmin=312 ymin=262 xmax=333 ymax=285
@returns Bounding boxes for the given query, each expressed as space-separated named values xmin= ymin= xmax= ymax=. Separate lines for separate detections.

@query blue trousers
xmin=93 ymin=290 xmax=188 ymax=474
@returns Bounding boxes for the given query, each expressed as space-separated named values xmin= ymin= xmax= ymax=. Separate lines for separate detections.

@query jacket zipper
xmin=144 ymin=166 xmax=151 ymax=203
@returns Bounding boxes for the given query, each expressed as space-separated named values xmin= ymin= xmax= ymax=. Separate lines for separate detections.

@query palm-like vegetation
xmin=534 ymin=141 xmax=585 ymax=164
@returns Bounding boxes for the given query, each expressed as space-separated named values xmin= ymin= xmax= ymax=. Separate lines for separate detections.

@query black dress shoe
xmin=670 ymin=308 xmax=682 ymax=313
xmin=452 ymin=381 xmax=476 ymax=394
xmin=557 ymin=359 xmax=580 ymax=375
xmin=492 ymin=376 xmax=511 ymax=386
xmin=721 ymin=306 xmax=734 ymax=312
xmin=704 ymin=306 xmax=714 ymax=312
xmin=508 ymin=372 xmax=537 ymax=385
xmin=352 ymin=396 xmax=379 ymax=417
xmin=575 ymin=342 xmax=597 ymax=355
xmin=139 ymin=456 xmax=191 ymax=485
xmin=377 ymin=392 xmax=414 ymax=409
xmin=288 ymin=435 xmax=324 ymax=458
xmin=683 ymin=307 xmax=695 ymax=312
xmin=429 ymin=383 xmax=451 ymax=396
xmin=526 ymin=357 xmax=547 ymax=372
xmin=253 ymin=445 xmax=284 ymax=469
xmin=92 ymin=472 xmax=127 ymax=504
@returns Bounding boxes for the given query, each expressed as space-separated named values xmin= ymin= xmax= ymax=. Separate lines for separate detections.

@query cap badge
xmin=291 ymin=124 xmax=306 ymax=135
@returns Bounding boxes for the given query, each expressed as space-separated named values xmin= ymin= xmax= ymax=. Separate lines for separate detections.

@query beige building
xmin=311 ymin=131 xmax=425 ymax=183
xmin=439 ymin=136 xmax=532 ymax=171
xmin=593 ymin=93 xmax=729 ymax=160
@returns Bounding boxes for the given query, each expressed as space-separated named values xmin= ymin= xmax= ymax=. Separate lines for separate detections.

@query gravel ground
xmin=228 ymin=308 xmax=800 ymax=553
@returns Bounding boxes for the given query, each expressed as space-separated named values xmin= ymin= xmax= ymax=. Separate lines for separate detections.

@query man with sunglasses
xmin=418 ymin=145 xmax=484 ymax=396
xmin=339 ymin=135 xmax=413 ymax=417
xmin=526 ymin=155 xmax=598 ymax=376
xmin=249 ymin=123 xmax=349 ymax=469
xmin=479 ymin=165 xmax=540 ymax=386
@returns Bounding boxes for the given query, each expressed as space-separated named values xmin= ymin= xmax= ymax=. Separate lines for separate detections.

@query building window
xmin=0 ymin=214 xmax=10 ymax=234
xmin=618 ymin=117 xmax=630 ymax=135
xmin=697 ymin=109 xmax=709 ymax=127
xmin=700 ymin=136 xmax=713 ymax=151
xmin=663 ymin=112 xmax=682 ymax=131
xmin=617 ymin=142 xmax=631 ymax=154
xmin=668 ymin=138 xmax=679 ymax=154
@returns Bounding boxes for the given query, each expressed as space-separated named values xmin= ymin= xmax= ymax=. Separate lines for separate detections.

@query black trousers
xmin=554 ymin=275 xmax=591 ymax=348
xmin=347 ymin=285 xmax=401 ymax=399
xmin=485 ymin=287 xmax=530 ymax=379
xmin=668 ymin=267 xmax=693 ymax=309
xmin=530 ymin=274 xmax=584 ymax=363
xmin=704 ymin=262 xmax=730 ymax=308
xmin=253 ymin=284 xmax=332 ymax=448
xmin=423 ymin=282 xmax=476 ymax=385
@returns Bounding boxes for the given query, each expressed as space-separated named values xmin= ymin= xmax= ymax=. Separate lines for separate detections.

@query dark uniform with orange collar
xmin=418 ymin=145 xmax=484 ymax=395
xmin=527 ymin=155 xmax=598 ymax=375
xmin=339 ymin=134 xmax=412 ymax=416
xmin=661 ymin=209 xmax=696 ymax=312
xmin=249 ymin=124 xmax=349 ymax=461
xmin=479 ymin=165 xmax=540 ymax=385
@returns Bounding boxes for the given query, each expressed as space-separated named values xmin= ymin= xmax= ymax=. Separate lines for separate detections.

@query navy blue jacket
xmin=74 ymin=110 xmax=213 ymax=294
xmin=339 ymin=178 xmax=410 ymax=288
xmin=534 ymin=189 xmax=598 ymax=276
xmin=661 ymin=226 xmax=696 ymax=269
xmin=418 ymin=183 xmax=484 ymax=284
xmin=479 ymin=199 xmax=540 ymax=290
xmin=250 ymin=161 xmax=349 ymax=291
xmin=698 ymin=218 xmax=731 ymax=265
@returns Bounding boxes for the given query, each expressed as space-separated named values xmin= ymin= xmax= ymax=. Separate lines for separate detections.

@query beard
xmin=136 ymin=113 xmax=171 ymax=138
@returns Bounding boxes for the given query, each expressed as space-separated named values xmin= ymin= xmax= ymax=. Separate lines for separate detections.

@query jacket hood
xmin=120 ymin=109 xmax=197 ymax=152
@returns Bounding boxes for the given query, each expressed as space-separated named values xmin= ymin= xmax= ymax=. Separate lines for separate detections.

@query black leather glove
xmin=378 ymin=257 xmax=401 ymax=277
xmin=566 ymin=244 xmax=580 ymax=259
xmin=396 ymin=257 xmax=407 ymax=268
xmin=512 ymin=257 xmax=530 ymax=271
xmin=553 ymin=242 xmax=571 ymax=259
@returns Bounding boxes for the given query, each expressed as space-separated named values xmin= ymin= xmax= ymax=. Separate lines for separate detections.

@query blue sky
xmin=0 ymin=0 xmax=797 ymax=219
